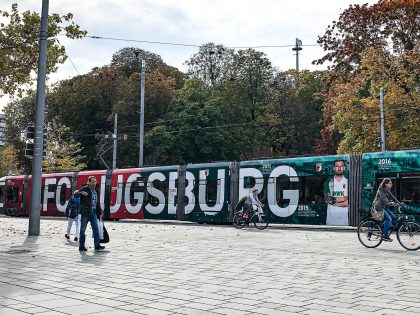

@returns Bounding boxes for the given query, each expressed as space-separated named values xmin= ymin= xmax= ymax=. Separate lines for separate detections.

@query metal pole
xmin=112 ymin=113 xmax=118 ymax=170
xmin=139 ymin=59 xmax=145 ymax=167
xmin=379 ymin=87 xmax=386 ymax=152
xmin=29 ymin=0 xmax=49 ymax=236
xmin=296 ymin=47 xmax=299 ymax=72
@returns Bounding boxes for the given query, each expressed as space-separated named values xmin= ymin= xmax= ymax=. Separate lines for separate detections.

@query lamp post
xmin=29 ymin=0 xmax=49 ymax=236
xmin=139 ymin=59 xmax=146 ymax=167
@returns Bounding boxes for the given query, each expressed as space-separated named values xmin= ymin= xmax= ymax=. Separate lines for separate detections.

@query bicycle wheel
xmin=397 ymin=221 xmax=420 ymax=251
xmin=357 ymin=219 xmax=383 ymax=248
xmin=233 ymin=212 xmax=246 ymax=229
xmin=253 ymin=212 xmax=269 ymax=230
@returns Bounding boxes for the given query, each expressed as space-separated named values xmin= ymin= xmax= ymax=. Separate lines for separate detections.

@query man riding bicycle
xmin=243 ymin=187 xmax=263 ymax=220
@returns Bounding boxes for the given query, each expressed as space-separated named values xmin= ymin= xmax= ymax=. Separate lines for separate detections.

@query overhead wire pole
xmin=292 ymin=38 xmax=302 ymax=72
xmin=379 ymin=87 xmax=386 ymax=152
xmin=29 ymin=0 xmax=49 ymax=236
xmin=139 ymin=59 xmax=146 ymax=167
xmin=112 ymin=113 xmax=118 ymax=169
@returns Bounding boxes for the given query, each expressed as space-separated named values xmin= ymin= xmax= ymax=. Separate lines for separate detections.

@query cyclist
xmin=243 ymin=187 xmax=263 ymax=220
xmin=374 ymin=178 xmax=403 ymax=242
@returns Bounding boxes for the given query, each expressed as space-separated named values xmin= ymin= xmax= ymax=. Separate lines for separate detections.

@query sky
xmin=0 ymin=0 xmax=378 ymax=110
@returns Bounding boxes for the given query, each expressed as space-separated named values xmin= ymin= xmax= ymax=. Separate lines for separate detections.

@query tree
xmin=145 ymin=79 xmax=251 ymax=165
xmin=185 ymin=43 xmax=235 ymax=87
xmin=230 ymin=49 xmax=273 ymax=122
xmin=0 ymin=144 xmax=19 ymax=176
xmin=294 ymin=71 xmax=326 ymax=153
xmin=258 ymin=72 xmax=300 ymax=156
xmin=314 ymin=0 xmax=419 ymax=76
xmin=47 ymin=47 xmax=184 ymax=169
xmin=0 ymin=3 xmax=86 ymax=96
xmin=2 ymin=92 xmax=36 ymax=173
xmin=47 ymin=67 xmax=121 ymax=169
xmin=3 ymin=92 xmax=87 ymax=174
xmin=42 ymin=123 xmax=86 ymax=172
xmin=331 ymin=47 xmax=420 ymax=153
xmin=314 ymin=0 xmax=419 ymax=153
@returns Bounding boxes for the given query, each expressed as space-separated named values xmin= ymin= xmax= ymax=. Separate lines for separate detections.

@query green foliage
xmin=333 ymin=47 xmax=420 ymax=153
xmin=3 ymin=92 xmax=36 ymax=173
xmin=185 ymin=43 xmax=235 ymax=87
xmin=258 ymin=71 xmax=325 ymax=156
xmin=0 ymin=144 xmax=19 ymax=176
xmin=42 ymin=123 xmax=87 ymax=172
xmin=0 ymin=3 xmax=86 ymax=96
xmin=47 ymin=48 xmax=184 ymax=169
xmin=315 ymin=0 xmax=419 ymax=154
xmin=230 ymin=49 xmax=273 ymax=122
xmin=3 ymin=93 xmax=87 ymax=174
xmin=314 ymin=0 xmax=419 ymax=76
xmin=145 ymin=79 xmax=251 ymax=164
xmin=47 ymin=67 xmax=120 ymax=169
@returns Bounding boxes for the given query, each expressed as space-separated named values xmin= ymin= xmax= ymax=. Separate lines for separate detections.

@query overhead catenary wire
xmin=59 ymin=33 xmax=319 ymax=49
xmin=55 ymin=37 xmax=80 ymax=75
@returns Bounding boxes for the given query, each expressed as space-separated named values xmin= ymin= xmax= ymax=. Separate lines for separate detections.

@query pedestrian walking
xmin=65 ymin=191 xmax=81 ymax=241
xmin=75 ymin=176 xmax=105 ymax=251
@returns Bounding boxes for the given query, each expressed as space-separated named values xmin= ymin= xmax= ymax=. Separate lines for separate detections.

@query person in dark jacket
xmin=65 ymin=190 xmax=81 ymax=242
xmin=374 ymin=178 xmax=402 ymax=242
xmin=75 ymin=176 xmax=105 ymax=251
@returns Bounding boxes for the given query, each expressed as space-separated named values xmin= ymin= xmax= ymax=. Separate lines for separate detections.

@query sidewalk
xmin=0 ymin=216 xmax=419 ymax=315
xmin=38 ymin=216 xmax=357 ymax=232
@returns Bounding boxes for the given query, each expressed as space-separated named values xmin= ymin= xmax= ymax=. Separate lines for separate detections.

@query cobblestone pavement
xmin=0 ymin=216 xmax=419 ymax=315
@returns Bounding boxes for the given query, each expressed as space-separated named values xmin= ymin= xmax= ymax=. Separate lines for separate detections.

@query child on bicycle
xmin=374 ymin=178 xmax=403 ymax=242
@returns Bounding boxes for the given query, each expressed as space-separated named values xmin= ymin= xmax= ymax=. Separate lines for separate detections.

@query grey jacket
xmin=374 ymin=187 xmax=400 ymax=211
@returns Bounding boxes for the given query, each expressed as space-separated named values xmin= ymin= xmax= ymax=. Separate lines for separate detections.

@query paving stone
xmin=0 ymin=217 xmax=419 ymax=315
xmin=0 ymin=307 xmax=29 ymax=315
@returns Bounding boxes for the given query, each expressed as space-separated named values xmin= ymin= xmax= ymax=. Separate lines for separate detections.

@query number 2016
xmin=378 ymin=159 xmax=391 ymax=165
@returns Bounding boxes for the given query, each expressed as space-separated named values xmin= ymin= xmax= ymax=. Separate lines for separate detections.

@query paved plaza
xmin=0 ymin=216 xmax=419 ymax=315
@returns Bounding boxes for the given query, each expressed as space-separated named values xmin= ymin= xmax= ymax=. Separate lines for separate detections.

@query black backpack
xmin=65 ymin=198 xmax=79 ymax=219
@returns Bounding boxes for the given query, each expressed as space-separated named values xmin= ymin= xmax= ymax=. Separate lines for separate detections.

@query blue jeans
xmin=383 ymin=208 xmax=396 ymax=237
xmin=79 ymin=211 xmax=100 ymax=249
xmin=243 ymin=203 xmax=253 ymax=215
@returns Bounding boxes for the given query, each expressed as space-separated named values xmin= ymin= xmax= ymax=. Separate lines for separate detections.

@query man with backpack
xmin=65 ymin=191 xmax=81 ymax=241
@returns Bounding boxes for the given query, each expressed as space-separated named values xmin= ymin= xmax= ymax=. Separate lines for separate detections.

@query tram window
xmin=192 ymin=180 xmax=199 ymax=204
xmin=258 ymin=177 xmax=269 ymax=204
xmin=303 ymin=176 xmax=328 ymax=204
xmin=47 ymin=184 xmax=57 ymax=203
xmin=59 ymin=184 xmax=67 ymax=205
xmin=399 ymin=175 xmax=420 ymax=204
xmin=6 ymin=187 xmax=19 ymax=203
xmin=0 ymin=186 xmax=4 ymax=203
xmin=205 ymin=179 xmax=219 ymax=206
xmin=276 ymin=176 xmax=299 ymax=206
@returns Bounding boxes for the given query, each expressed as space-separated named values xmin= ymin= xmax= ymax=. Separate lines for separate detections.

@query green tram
xmin=238 ymin=149 xmax=419 ymax=226
xmin=1 ymin=149 xmax=419 ymax=226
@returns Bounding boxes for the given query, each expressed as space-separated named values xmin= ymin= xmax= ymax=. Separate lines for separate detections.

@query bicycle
xmin=357 ymin=204 xmax=420 ymax=251
xmin=233 ymin=205 xmax=269 ymax=230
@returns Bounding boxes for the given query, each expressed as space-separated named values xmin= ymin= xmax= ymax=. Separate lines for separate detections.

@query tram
xmin=1 ymin=149 xmax=419 ymax=226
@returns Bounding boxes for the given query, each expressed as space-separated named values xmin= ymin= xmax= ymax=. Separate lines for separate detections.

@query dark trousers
xmin=244 ymin=203 xmax=253 ymax=215
xmin=79 ymin=211 xmax=100 ymax=249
